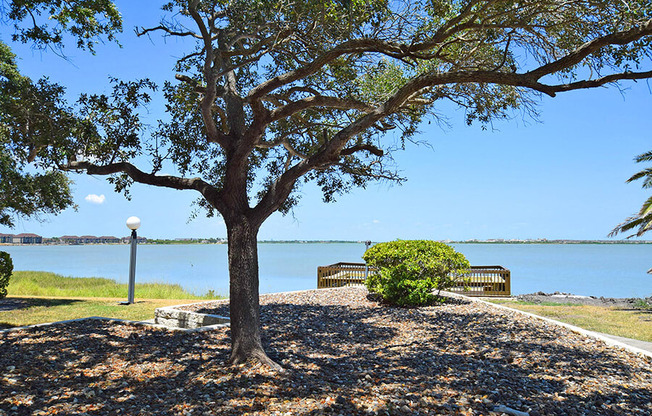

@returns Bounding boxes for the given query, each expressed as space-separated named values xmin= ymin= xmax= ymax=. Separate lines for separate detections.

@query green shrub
xmin=0 ymin=251 xmax=13 ymax=299
xmin=363 ymin=240 xmax=470 ymax=306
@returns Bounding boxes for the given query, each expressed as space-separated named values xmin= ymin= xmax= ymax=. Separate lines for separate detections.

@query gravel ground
xmin=515 ymin=292 xmax=652 ymax=308
xmin=1 ymin=287 xmax=651 ymax=415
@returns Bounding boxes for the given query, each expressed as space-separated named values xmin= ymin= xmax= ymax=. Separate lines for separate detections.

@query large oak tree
xmin=8 ymin=0 xmax=652 ymax=367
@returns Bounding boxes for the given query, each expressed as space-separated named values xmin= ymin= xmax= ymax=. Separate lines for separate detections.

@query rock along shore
xmin=515 ymin=292 xmax=652 ymax=309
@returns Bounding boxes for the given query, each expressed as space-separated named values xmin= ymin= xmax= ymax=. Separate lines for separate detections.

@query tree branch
xmin=64 ymin=161 xmax=222 ymax=207
xmin=542 ymin=70 xmax=652 ymax=95
xmin=177 ymin=49 xmax=205 ymax=64
xmin=222 ymin=31 xmax=285 ymax=58
xmin=340 ymin=144 xmax=384 ymax=157
xmin=247 ymin=39 xmax=406 ymax=100
xmin=268 ymin=96 xmax=375 ymax=122
xmin=255 ymin=139 xmax=308 ymax=160
xmin=137 ymin=25 xmax=203 ymax=39
xmin=527 ymin=18 xmax=652 ymax=80
xmin=214 ymin=49 xmax=274 ymax=80
xmin=175 ymin=74 xmax=207 ymax=94
xmin=187 ymin=0 xmax=226 ymax=146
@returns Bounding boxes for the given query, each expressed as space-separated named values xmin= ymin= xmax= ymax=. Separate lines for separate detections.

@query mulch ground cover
xmin=1 ymin=287 xmax=651 ymax=415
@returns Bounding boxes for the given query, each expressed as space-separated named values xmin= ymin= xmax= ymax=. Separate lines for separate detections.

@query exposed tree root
xmin=228 ymin=348 xmax=284 ymax=372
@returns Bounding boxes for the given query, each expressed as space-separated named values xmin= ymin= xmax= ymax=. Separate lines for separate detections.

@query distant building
xmin=18 ymin=233 xmax=42 ymax=244
xmin=98 ymin=236 xmax=120 ymax=244
xmin=60 ymin=235 xmax=82 ymax=245
xmin=0 ymin=233 xmax=43 ymax=244
xmin=121 ymin=236 xmax=147 ymax=243
xmin=79 ymin=235 xmax=100 ymax=244
xmin=1 ymin=233 xmax=123 ymax=245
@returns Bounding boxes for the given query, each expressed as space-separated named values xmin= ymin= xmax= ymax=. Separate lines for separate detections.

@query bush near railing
xmin=363 ymin=240 xmax=470 ymax=307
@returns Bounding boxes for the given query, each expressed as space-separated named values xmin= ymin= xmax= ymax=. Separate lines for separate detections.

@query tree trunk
xmin=225 ymin=215 xmax=280 ymax=369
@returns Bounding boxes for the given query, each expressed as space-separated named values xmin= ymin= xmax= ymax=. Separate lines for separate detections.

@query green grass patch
xmin=0 ymin=271 xmax=225 ymax=328
xmin=7 ymin=271 xmax=222 ymax=299
xmin=491 ymin=301 xmax=652 ymax=342
xmin=0 ymin=297 xmax=211 ymax=329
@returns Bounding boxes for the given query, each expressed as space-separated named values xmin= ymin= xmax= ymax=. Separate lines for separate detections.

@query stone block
xmin=155 ymin=307 xmax=229 ymax=329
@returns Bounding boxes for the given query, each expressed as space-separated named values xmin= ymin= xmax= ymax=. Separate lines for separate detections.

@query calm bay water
xmin=2 ymin=243 xmax=652 ymax=298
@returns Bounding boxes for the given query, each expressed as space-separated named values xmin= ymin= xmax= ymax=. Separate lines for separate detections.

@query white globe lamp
xmin=126 ymin=216 xmax=141 ymax=230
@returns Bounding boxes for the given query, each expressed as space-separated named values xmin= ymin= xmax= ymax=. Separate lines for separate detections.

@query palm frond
xmin=612 ymin=151 xmax=652 ymax=238
xmin=638 ymin=195 xmax=652 ymax=217
xmin=626 ymin=167 xmax=652 ymax=184
xmin=643 ymin=176 xmax=652 ymax=189
xmin=610 ymin=206 xmax=652 ymax=238
xmin=634 ymin=151 xmax=652 ymax=163
xmin=609 ymin=215 xmax=644 ymax=238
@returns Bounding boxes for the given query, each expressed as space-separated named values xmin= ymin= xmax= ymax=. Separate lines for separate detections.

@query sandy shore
xmin=1 ymin=287 xmax=651 ymax=415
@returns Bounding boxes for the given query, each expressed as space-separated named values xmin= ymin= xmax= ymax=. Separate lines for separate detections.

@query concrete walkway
xmin=599 ymin=333 xmax=652 ymax=354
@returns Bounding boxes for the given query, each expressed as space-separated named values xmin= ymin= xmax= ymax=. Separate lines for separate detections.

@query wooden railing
xmin=317 ymin=262 xmax=370 ymax=288
xmin=448 ymin=265 xmax=511 ymax=297
xmin=317 ymin=263 xmax=510 ymax=296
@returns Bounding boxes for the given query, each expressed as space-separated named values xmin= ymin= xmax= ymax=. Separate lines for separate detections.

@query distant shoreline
xmin=262 ymin=240 xmax=652 ymax=244
xmin=450 ymin=240 xmax=652 ymax=245
xmin=1 ymin=239 xmax=652 ymax=246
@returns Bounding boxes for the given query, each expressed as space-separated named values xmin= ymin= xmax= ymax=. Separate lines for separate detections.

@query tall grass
xmin=7 ymin=271 xmax=222 ymax=299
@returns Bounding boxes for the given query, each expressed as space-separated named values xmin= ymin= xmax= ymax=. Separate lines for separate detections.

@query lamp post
xmin=364 ymin=240 xmax=372 ymax=279
xmin=124 ymin=216 xmax=141 ymax=305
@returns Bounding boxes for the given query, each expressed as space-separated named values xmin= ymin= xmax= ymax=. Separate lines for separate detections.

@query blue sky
xmin=1 ymin=2 xmax=651 ymax=241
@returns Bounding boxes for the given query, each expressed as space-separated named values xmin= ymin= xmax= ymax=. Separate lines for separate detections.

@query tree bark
xmin=225 ymin=215 xmax=280 ymax=369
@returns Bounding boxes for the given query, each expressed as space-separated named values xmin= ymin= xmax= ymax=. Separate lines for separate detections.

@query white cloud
xmin=372 ymin=219 xmax=380 ymax=224
xmin=85 ymin=194 xmax=106 ymax=205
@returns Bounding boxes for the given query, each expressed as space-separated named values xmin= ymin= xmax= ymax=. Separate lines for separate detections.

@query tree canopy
xmin=0 ymin=41 xmax=75 ymax=227
xmin=3 ymin=0 xmax=121 ymax=53
xmin=63 ymin=0 xmax=652 ymax=221
xmin=3 ymin=0 xmax=652 ymax=366
xmin=0 ymin=0 xmax=122 ymax=226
